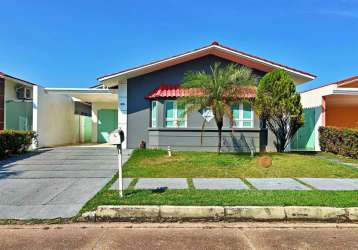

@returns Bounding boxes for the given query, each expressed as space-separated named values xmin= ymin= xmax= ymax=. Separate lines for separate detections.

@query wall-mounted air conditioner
xmin=16 ymin=86 xmax=32 ymax=100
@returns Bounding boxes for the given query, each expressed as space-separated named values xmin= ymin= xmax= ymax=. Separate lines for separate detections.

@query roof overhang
xmin=45 ymin=88 xmax=118 ymax=103
xmin=0 ymin=72 xmax=36 ymax=87
xmin=97 ymin=42 xmax=316 ymax=87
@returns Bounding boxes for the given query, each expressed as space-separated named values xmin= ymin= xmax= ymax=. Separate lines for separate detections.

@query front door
xmin=97 ymin=109 xmax=118 ymax=143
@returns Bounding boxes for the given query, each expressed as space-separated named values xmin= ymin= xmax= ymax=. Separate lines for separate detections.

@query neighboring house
xmin=295 ymin=76 xmax=358 ymax=151
xmin=0 ymin=72 xmax=35 ymax=131
xmin=46 ymin=42 xmax=315 ymax=152
xmin=0 ymin=71 xmax=92 ymax=148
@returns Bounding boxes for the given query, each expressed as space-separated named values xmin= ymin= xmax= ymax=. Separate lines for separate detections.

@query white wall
xmin=300 ymin=84 xmax=336 ymax=151
xmin=91 ymin=102 xmax=118 ymax=143
xmin=36 ymin=86 xmax=76 ymax=147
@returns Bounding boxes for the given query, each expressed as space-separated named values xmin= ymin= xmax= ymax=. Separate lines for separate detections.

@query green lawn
xmin=81 ymin=173 xmax=358 ymax=213
xmin=319 ymin=152 xmax=358 ymax=165
xmin=123 ymin=149 xmax=358 ymax=178
xmin=80 ymin=149 xmax=358 ymax=213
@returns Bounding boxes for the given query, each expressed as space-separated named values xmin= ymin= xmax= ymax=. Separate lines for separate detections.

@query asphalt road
xmin=0 ymin=222 xmax=357 ymax=250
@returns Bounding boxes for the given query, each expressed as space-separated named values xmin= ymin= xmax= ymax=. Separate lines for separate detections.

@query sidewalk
xmin=110 ymin=177 xmax=358 ymax=190
xmin=1 ymin=222 xmax=357 ymax=250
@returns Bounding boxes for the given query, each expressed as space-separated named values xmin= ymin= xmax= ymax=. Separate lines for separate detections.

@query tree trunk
xmin=217 ymin=120 xmax=223 ymax=154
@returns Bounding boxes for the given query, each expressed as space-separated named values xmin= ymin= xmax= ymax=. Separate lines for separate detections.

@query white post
xmin=118 ymin=146 xmax=123 ymax=197
xmin=32 ymin=85 xmax=38 ymax=149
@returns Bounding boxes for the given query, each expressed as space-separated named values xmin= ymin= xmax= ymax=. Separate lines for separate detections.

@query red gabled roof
xmin=301 ymin=76 xmax=358 ymax=93
xmin=145 ymin=84 xmax=256 ymax=99
xmin=98 ymin=42 xmax=316 ymax=81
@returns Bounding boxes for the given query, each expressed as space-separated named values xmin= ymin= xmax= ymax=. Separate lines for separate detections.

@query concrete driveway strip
xmin=0 ymin=146 xmax=130 ymax=220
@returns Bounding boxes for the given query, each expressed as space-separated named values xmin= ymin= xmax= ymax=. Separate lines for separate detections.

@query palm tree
xmin=178 ymin=62 xmax=256 ymax=153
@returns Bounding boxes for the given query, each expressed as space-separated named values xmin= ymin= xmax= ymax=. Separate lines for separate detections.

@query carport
xmin=323 ymin=88 xmax=358 ymax=129
xmin=45 ymin=88 xmax=120 ymax=145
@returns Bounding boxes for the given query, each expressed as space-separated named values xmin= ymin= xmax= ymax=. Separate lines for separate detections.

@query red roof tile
xmin=145 ymin=84 xmax=256 ymax=99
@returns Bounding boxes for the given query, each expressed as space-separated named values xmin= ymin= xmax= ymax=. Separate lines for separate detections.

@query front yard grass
xmin=81 ymin=173 xmax=358 ymax=213
xmin=123 ymin=149 xmax=358 ymax=178
xmin=81 ymin=149 xmax=358 ymax=213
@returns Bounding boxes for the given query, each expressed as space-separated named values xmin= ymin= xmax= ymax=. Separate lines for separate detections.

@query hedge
xmin=319 ymin=126 xmax=358 ymax=159
xmin=0 ymin=130 xmax=37 ymax=159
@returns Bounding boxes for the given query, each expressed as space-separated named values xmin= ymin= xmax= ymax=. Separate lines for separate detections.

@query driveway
xmin=0 ymin=146 xmax=131 ymax=220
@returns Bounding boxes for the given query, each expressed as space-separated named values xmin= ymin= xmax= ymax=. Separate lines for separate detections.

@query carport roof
xmin=45 ymin=88 xmax=118 ymax=103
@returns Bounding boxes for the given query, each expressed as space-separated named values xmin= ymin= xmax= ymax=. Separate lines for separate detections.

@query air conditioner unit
xmin=16 ymin=87 xmax=32 ymax=100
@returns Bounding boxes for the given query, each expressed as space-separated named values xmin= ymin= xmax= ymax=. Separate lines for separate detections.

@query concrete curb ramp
xmin=83 ymin=206 xmax=358 ymax=222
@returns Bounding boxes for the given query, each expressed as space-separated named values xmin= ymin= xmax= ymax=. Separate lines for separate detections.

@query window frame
xmin=151 ymin=100 xmax=158 ymax=128
xmin=164 ymin=100 xmax=187 ymax=128
xmin=232 ymin=102 xmax=254 ymax=128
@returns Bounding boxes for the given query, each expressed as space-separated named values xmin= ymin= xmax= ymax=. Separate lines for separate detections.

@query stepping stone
xmin=135 ymin=178 xmax=188 ymax=190
xmin=193 ymin=178 xmax=249 ymax=190
xmin=109 ymin=178 xmax=133 ymax=190
xmin=299 ymin=178 xmax=358 ymax=190
xmin=246 ymin=178 xmax=310 ymax=190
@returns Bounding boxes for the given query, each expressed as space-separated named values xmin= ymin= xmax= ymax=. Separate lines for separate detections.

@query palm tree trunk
xmin=217 ymin=121 xmax=223 ymax=154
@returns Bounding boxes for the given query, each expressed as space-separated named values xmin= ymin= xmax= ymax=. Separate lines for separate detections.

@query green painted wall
xmin=291 ymin=108 xmax=315 ymax=150
xmin=5 ymin=101 xmax=33 ymax=130
xmin=97 ymin=109 xmax=118 ymax=143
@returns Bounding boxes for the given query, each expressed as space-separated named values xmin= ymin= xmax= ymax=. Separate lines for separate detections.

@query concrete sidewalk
xmin=0 ymin=146 xmax=132 ymax=220
xmin=0 ymin=222 xmax=357 ymax=250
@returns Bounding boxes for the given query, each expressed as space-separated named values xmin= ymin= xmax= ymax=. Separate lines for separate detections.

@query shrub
xmin=319 ymin=126 xmax=358 ymax=159
xmin=0 ymin=130 xmax=37 ymax=159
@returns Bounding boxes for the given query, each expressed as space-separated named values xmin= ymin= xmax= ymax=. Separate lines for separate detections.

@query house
xmin=294 ymin=76 xmax=358 ymax=151
xmin=46 ymin=42 xmax=315 ymax=152
xmin=0 ymin=72 xmax=35 ymax=131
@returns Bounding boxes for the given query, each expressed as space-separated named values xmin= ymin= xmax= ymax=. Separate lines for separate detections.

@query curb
xmin=81 ymin=206 xmax=358 ymax=222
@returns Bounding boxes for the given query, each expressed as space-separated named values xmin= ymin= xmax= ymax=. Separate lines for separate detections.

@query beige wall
xmin=91 ymin=102 xmax=118 ymax=143
xmin=4 ymin=78 xmax=33 ymax=101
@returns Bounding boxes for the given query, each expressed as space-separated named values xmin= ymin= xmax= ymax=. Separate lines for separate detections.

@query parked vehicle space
xmin=0 ymin=146 xmax=130 ymax=220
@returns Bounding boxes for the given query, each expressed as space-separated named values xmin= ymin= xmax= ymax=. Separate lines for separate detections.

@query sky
xmin=0 ymin=0 xmax=357 ymax=91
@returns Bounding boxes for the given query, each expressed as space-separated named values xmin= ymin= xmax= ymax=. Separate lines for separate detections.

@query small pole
xmin=117 ymin=144 xmax=123 ymax=198
xmin=167 ymin=146 xmax=172 ymax=157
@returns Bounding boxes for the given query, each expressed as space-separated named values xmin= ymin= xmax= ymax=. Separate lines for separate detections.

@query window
xmin=232 ymin=103 xmax=253 ymax=128
xmin=151 ymin=101 xmax=157 ymax=128
xmin=164 ymin=100 xmax=187 ymax=128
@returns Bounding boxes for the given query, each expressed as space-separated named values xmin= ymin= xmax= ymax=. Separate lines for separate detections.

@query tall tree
xmin=179 ymin=63 xmax=256 ymax=153
xmin=254 ymin=69 xmax=304 ymax=152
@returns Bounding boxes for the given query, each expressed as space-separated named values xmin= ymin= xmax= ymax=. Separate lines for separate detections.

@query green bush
xmin=319 ymin=126 xmax=358 ymax=159
xmin=0 ymin=130 xmax=37 ymax=158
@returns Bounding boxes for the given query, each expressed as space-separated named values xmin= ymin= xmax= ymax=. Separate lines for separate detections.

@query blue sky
xmin=0 ymin=0 xmax=357 ymax=91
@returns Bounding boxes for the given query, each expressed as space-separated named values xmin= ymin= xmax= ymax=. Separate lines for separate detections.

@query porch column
xmin=118 ymin=81 xmax=127 ymax=149
xmin=32 ymin=85 xmax=38 ymax=148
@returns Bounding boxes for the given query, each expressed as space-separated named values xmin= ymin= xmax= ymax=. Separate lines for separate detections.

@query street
xmin=0 ymin=222 xmax=357 ymax=250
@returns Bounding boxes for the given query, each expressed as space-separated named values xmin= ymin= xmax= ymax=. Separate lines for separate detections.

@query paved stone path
xmin=135 ymin=178 xmax=188 ymax=190
xmin=110 ymin=177 xmax=358 ymax=191
xmin=246 ymin=178 xmax=310 ymax=190
xmin=193 ymin=178 xmax=249 ymax=190
xmin=299 ymin=178 xmax=358 ymax=190
xmin=0 ymin=146 xmax=132 ymax=220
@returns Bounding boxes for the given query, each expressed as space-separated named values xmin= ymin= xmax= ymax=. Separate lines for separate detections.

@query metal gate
xmin=97 ymin=109 xmax=118 ymax=143
xmin=291 ymin=108 xmax=316 ymax=151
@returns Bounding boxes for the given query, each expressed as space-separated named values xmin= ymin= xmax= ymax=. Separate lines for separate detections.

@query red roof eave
xmin=98 ymin=42 xmax=316 ymax=81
